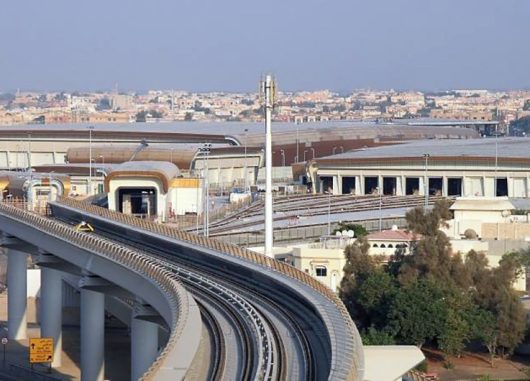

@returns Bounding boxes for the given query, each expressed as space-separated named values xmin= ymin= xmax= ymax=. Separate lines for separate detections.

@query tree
xmin=354 ymin=270 xmax=396 ymax=329
xmin=438 ymin=287 xmax=475 ymax=357
xmin=510 ymin=115 xmax=530 ymax=136
xmin=469 ymin=308 xmax=498 ymax=365
xmin=471 ymin=254 xmax=527 ymax=356
xmin=339 ymin=197 xmax=527 ymax=359
xmin=361 ymin=326 xmax=396 ymax=345
xmin=394 ymin=199 xmax=454 ymax=285
xmin=386 ymin=279 xmax=446 ymax=347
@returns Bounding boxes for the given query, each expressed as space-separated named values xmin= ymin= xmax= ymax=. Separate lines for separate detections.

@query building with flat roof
xmin=308 ymin=138 xmax=530 ymax=198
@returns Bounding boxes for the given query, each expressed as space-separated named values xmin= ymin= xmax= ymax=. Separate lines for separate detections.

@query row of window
xmin=372 ymin=243 xmax=409 ymax=248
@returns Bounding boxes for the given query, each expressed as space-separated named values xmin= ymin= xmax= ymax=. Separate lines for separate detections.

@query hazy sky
xmin=1 ymin=0 xmax=529 ymax=92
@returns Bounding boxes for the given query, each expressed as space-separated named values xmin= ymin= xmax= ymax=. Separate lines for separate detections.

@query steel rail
xmin=203 ymin=195 xmax=449 ymax=235
xmin=195 ymin=299 xmax=226 ymax=381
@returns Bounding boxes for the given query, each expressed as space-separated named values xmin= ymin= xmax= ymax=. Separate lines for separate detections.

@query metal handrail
xmin=0 ymin=201 xmax=195 ymax=381
xmin=55 ymin=197 xmax=364 ymax=380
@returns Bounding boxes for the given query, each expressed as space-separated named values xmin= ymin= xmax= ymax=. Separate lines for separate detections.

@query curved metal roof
xmin=317 ymin=137 xmax=530 ymax=162
xmin=104 ymin=161 xmax=180 ymax=193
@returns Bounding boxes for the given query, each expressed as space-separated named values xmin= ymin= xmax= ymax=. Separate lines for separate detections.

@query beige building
xmin=366 ymin=227 xmax=420 ymax=260
xmin=443 ymin=197 xmax=529 ymax=291
xmin=275 ymin=236 xmax=354 ymax=292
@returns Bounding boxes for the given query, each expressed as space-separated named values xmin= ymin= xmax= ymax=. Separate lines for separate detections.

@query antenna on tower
xmin=259 ymin=74 xmax=277 ymax=258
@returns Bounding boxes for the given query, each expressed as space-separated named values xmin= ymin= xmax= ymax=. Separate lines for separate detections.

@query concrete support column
xmin=333 ymin=175 xmax=340 ymax=195
xmin=418 ymin=177 xmax=425 ymax=196
xmin=359 ymin=176 xmax=365 ymax=195
xmin=81 ymin=289 xmax=105 ymax=381
xmin=395 ymin=176 xmax=403 ymax=196
xmin=7 ymin=249 xmax=27 ymax=340
xmin=378 ymin=175 xmax=383 ymax=194
xmin=507 ymin=176 xmax=514 ymax=197
xmin=40 ymin=267 xmax=62 ymax=367
xmin=355 ymin=176 xmax=361 ymax=195
xmin=442 ymin=176 xmax=448 ymax=197
xmin=131 ymin=318 xmax=158 ymax=381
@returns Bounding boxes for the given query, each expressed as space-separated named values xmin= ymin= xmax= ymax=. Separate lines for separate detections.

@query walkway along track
xmin=50 ymin=197 xmax=365 ymax=381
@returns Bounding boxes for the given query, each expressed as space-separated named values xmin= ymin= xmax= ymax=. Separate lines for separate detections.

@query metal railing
xmin=0 ymin=201 xmax=196 ymax=381
xmin=214 ymin=217 xmax=408 ymax=246
xmin=55 ymin=197 xmax=364 ymax=380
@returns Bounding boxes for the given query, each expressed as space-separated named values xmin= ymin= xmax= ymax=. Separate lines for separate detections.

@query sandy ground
xmin=0 ymin=292 xmax=130 ymax=381
xmin=423 ymin=348 xmax=530 ymax=381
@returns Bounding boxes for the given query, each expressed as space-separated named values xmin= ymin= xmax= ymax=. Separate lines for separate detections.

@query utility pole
xmin=494 ymin=123 xmax=498 ymax=197
xmin=261 ymin=75 xmax=276 ymax=258
xmin=327 ymin=190 xmax=331 ymax=235
xmin=200 ymin=144 xmax=212 ymax=237
xmin=378 ymin=187 xmax=382 ymax=231
xmin=27 ymin=133 xmax=33 ymax=211
xmin=295 ymin=121 xmax=300 ymax=163
xmin=423 ymin=153 xmax=430 ymax=208
xmin=88 ymin=126 xmax=94 ymax=196
xmin=244 ymin=128 xmax=248 ymax=191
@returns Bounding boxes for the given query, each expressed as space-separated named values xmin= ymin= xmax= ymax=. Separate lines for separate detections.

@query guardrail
xmin=0 ymin=201 xmax=196 ymax=381
xmin=55 ymin=197 xmax=364 ymax=380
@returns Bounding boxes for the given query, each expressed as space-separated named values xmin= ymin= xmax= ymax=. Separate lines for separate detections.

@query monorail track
xmin=50 ymin=203 xmax=307 ymax=380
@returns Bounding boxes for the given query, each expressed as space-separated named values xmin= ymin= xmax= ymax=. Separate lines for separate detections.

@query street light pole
xmin=244 ymin=128 xmax=248 ymax=191
xmin=327 ymin=190 xmax=331 ymax=235
xmin=423 ymin=153 xmax=430 ymax=208
xmin=296 ymin=121 xmax=300 ymax=164
xmin=200 ymin=144 xmax=212 ymax=237
xmin=378 ymin=187 xmax=382 ymax=231
xmin=494 ymin=124 xmax=498 ymax=197
xmin=88 ymin=126 xmax=94 ymax=196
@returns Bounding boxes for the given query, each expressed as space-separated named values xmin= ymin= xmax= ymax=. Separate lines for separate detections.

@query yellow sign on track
xmin=29 ymin=337 xmax=53 ymax=364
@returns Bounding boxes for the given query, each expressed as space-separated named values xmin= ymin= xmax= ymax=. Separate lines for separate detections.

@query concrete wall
xmin=292 ymin=247 xmax=346 ymax=292
xmin=449 ymin=239 xmax=528 ymax=291
xmin=169 ymin=187 xmax=203 ymax=215
xmin=482 ymin=223 xmax=530 ymax=240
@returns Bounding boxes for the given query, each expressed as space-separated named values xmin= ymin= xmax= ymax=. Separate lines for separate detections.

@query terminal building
xmin=0 ymin=171 xmax=70 ymax=211
xmin=308 ymin=138 xmax=530 ymax=198
xmin=105 ymin=161 xmax=203 ymax=221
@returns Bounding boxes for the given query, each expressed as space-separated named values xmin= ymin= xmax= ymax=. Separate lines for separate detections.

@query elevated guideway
xmin=0 ymin=196 xmax=364 ymax=380
xmin=50 ymin=197 xmax=364 ymax=381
